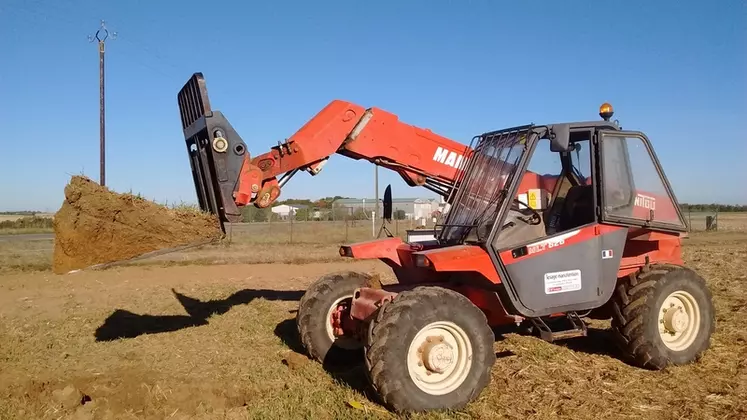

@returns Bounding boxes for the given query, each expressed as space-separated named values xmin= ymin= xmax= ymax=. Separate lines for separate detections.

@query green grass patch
xmin=0 ymin=216 xmax=54 ymax=234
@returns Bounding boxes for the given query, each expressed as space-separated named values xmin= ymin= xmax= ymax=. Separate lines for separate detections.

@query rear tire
xmin=364 ymin=286 xmax=495 ymax=413
xmin=296 ymin=271 xmax=372 ymax=365
xmin=610 ymin=264 xmax=715 ymax=370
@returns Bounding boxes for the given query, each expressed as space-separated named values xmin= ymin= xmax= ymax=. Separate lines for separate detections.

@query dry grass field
xmin=0 ymin=213 xmax=55 ymax=222
xmin=0 ymin=214 xmax=55 ymax=236
xmin=0 ymin=215 xmax=745 ymax=419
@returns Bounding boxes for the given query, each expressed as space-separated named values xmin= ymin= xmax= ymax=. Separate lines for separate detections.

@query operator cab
xmin=491 ymin=102 xmax=686 ymax=252
xmin=438 ymin=103 xmax=688 ymax=318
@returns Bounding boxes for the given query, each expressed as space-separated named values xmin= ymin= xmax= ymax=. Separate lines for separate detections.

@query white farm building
xmin=332 ymin=197 xmax=442 ymax=220
xmin=270 ymin=204 xmax=308 ymax=219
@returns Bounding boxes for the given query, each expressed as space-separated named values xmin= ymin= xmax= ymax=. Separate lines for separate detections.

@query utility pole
xmin=374 ymin=164 xmax=379 ymax=218
xmin=88 ymin=20 xmax=115 ymax=186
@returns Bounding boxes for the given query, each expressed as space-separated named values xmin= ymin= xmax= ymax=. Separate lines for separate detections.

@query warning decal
xmin=544 ymin=269 xmax=582 ymax=294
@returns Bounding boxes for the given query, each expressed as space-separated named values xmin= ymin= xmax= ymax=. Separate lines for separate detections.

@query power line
xmin=88 ymin=20 xmax=116 ymax=186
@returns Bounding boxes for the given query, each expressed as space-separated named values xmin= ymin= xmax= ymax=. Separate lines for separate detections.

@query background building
xmin=271 ymin=204 xmax=308 ymax=220
xmin=332 ymin=197 xmax=442 ymax=221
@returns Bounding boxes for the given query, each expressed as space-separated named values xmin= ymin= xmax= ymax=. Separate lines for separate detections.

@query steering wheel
xmin=511 ymin=197 xmax=542 ymax=225
xmin=477 ymin=197 xmax=544 ymax=240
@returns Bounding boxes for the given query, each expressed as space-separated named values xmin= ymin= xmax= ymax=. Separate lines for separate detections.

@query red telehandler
xmin=177 ymin=73 xmax=714 ymax=413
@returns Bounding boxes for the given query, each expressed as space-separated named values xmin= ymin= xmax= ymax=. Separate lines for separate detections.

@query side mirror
xmin=383 ymin=185 xmax=393 ymax=221
xmin=549 ymin=124 xmax=571 ymax=152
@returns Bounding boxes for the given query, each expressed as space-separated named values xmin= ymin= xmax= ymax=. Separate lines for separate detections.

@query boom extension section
xmin=177 ymin=73 xmax=471 ymax=229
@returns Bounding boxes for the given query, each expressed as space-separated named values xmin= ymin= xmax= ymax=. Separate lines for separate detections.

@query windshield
xmin=439 ymin=128 xmax=532 ymax=243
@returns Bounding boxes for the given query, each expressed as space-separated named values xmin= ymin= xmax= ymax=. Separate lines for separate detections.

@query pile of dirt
xmin=53 ymin=176 xmax=223 ymax=274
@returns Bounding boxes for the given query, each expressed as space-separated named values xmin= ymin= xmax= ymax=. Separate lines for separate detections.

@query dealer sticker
xmin=544 ymin=269 xmax=582 ymax=294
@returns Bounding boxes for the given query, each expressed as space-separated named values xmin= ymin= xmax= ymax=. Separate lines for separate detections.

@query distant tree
xmin=0 ymin=216 xmax=54 ymax=230
xmin=278 ymin=198 xmax=314 ymax=206
xmin=353 ymin=208 xmax=369 ymax=220
xmin=241 ymin=206 xmax=271 ymax=222
xmin=394 ymin=209 xmax=406 ymax=220
xmin=331 ymin=205 xmax=349 ymax=221
xmin=243 ymin=199 xmax=747 ymax=219
xmin=294 ymin=207 xmax=309 ymax=221
xmin=679 ymin=203 xmax=747 ymax=212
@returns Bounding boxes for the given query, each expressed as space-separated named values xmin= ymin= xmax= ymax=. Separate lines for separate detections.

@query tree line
xmin=2 ymin=201 xmax=744 ymax=225
xmin=238 ymin=200 xmax=746 ymax=223
xmin=680 ymin=204 xmax=747 ymax=213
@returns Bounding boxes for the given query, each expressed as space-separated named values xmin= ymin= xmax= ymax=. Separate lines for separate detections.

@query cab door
xmin=494 ymin=223 xmax=627 ymax=318
xmin=489 ymin=135 xmax=627 ymax=318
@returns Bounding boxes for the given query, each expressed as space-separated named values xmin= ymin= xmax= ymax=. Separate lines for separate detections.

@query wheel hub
xmin=663 ymin=306 xmax=689 ymax=333
xmin=330 ymin=303 xmax=347 ymax=337
xmin=657 ymin=290 xmax=701 ymax=351
xmin=406 ymin=321 xmax=473 ymax=396
xmin=325 ymin=296 xmax=363 ymax=350
xmin=421 ymin=337 xmax=454 ymax=374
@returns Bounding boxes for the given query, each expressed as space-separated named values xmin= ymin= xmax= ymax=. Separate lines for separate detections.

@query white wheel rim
xmin=406 ymin=321 xmax=473 ymax=396
xmin=658 ymin=290 xmax=701 ymax=351
xmin=324 ymin=296 xmax=362 ymax=350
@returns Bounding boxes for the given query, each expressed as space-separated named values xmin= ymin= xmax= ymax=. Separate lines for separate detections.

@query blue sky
xmin=1 ymin=0 xmax=745 ymax=212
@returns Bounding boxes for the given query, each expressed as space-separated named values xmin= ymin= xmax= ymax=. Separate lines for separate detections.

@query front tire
xmin=364 ymin=286 xmax=496 ymax=413
xmin=610 ymin=264 xmax=715 ymax=370
xmin=296 ymin=271 xmax=373 ymax=365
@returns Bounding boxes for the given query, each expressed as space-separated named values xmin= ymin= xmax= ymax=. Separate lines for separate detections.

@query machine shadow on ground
xmin=500 ymin=321 xmax=627 ymax=363
xmin=94 ymin=288 xmax=305 ymax=341
xmin=273 ymin=318 xmax=376 ymax=400
xmin=273 ymin=318 xmax=518 ymax=402
xmin=558 ymin=327 xmax=626 ymax=359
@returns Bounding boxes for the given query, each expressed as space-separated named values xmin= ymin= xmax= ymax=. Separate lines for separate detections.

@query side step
xmin=529 ymin=312 xmax=588 ymax=343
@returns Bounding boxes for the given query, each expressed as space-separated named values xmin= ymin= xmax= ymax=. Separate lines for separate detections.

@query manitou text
xmin=634 ymin=193 xmax=656 ymax=210
xmin=432 ymin=146 xmax=465 ymax=169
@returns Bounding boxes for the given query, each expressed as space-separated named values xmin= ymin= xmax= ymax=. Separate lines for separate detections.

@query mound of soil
xmin=53 ymin=176 xmax=223 ymax=274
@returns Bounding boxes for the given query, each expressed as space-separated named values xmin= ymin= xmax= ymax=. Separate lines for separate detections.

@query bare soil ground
xmin=0 ymin=225 xmax=745 ymax=419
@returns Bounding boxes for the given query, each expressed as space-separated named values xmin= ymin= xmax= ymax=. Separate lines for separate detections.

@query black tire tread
xmin=296 ymin=271 xmax=372 ymax=363
xmin=610 ymin=263 xmax=714 ymax=370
